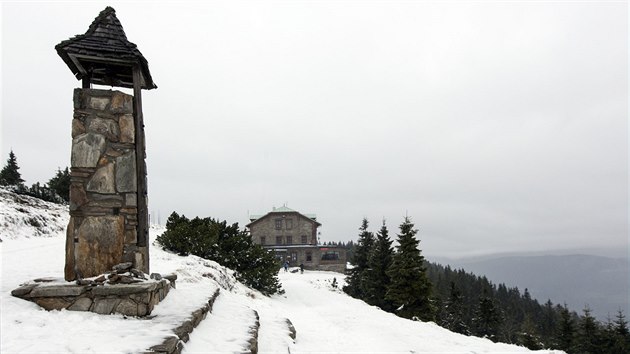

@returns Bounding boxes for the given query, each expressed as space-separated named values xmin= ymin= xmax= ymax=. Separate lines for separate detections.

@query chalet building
xmin=247 ymin=206 xmax=346 ymax=273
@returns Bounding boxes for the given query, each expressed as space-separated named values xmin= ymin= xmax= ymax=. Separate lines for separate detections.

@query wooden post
xmin=132 ymin=65 xmax=148 ymax=251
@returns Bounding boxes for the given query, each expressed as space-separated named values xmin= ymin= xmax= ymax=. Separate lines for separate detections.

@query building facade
xmin=247 ymin=206 xmax=346 ymax=273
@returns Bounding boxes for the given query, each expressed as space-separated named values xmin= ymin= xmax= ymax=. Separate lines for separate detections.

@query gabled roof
xmin=56 ymin=6 xmax=156 ymax=90
xmin=247 ymin=206 xmax=321 ymax=227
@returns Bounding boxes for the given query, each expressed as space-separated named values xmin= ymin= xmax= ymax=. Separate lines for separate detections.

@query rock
xmin=115 ymin=298 xmax=139 ymax=316
xmin=150 ymin=273 xmax=162 ymax=280
xmin=92 ymin=297 xmax=120 ymax=314
xmin=130 ymin=269 xmax=146 ymax=279
xmin=68 ymin=297 xmax=93 ymax=311
xmin=76 ymin=279 xmax=93 ymax=286
xmin=115 ymin=152 xmax=136 ymax=192
xmin=36 ymin=297 xmax=72 ymax=311
xmin=33 ymin=277 xmax=57 ymax=283
xmin=119 ymin=114 xmax=135 ymax=143
xmin=108 ymin=274 xmax=121 ymax=283
xmin=75 ymin=216 xmax=124 ymax=278
xmin=113 ymin=262 xmax=133 ymax=272
xmin=124 ymin=193 xmax=137 ymax=207
xmin=149 ymin=336 xmax=180 ymax=354
xmin=92 ymin=283 xmax=158 ymax=296
xmin=86 ymin=163 xmax=115 ymax=193
xmin=72 ymin=119 xmax=86 ymax=138
xmin=87 ymin=117 xmax=119 ymax=141
xmin=94 ymin=275 xmax=107 ymax=283
xmin=71 ymin=133 xmax=106 ymax=168
xmin=119 ymin=275 xmax=142 ymax=284
xmin=111 ymin=91 xmax=133 ymax=113
xmin=285 ymin=318 xmax=297 ymax=340
xmin=11 ymin=283 xmax=38 ymax=297
xmin=69 ymin=183 xmax=88 ymax=211
xmin=29 ymin=285 xmax=88 ymax=297
xmin=65 ymin=218 xmax=77 ymax=281
xmin=88 ymin=96 xmax=110 ymax=110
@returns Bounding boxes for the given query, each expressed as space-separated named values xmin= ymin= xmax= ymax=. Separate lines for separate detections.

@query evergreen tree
xmin=611 ymin=310 xmax=630 ymax=353
xmin=0 ymin=150 xmax=25 ymax=187
xmin=472 ymin=289 xmax=503 ymax=342
xmin=364 ymin=220 xmax=394 ymax=311
xmin=441 ymin=282 xmax=469 ymax=334
xmin=47 ymin=167 xmax=71 ymax=203
xmin=343 ymin=218 xmax=375 ymax=299
xmin=385 ymin=216 xmax=434 ymax=321
xmin=556 ymin=304 xmax=577 ymax=352
xmin=519 ymin=315 xmax=543 ymax=350
xmin=575 ymin=306 xmax=600 ymax=353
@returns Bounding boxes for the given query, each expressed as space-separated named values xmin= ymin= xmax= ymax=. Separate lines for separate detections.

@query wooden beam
xmin=132 ymin=65 xmax=148 ymax=250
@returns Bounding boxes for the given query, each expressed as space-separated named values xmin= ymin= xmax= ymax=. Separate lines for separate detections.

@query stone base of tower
xmin=65 ymin=88 xmax=148 ymax=281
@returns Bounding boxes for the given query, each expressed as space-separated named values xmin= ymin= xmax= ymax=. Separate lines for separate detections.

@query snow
xmin=0 ymin=189 xmax=564 ymax=353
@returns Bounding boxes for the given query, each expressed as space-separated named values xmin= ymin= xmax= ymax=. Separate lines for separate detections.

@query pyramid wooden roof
xmin=55 ymin=6 xmax=156 ymax=90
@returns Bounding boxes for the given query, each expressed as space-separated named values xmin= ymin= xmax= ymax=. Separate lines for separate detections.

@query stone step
xmin=146 ymin=288 xmax=220 ymax=354
xmin=257 ymin=316 xmax=296 ymax=354
xmin=181 ymin=292 xmax=260 ymax=354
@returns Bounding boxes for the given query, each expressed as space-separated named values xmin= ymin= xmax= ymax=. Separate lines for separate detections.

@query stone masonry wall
xmin=65 ymin=88 xmax=148 ymax=281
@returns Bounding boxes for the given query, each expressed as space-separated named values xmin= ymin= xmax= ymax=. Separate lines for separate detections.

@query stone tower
xmin=56 ymin=7 xmax=156 ymax=281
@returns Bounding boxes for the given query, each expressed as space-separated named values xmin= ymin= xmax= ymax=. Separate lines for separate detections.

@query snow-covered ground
xmin=0 ymin=189 xmax=563 ymax=353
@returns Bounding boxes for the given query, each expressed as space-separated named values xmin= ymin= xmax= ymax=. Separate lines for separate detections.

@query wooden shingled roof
xmin=55 ymin=6 xmax=157 ymax=90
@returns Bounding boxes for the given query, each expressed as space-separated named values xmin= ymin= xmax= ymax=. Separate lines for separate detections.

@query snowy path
xmin=252 ymin=270 xmax=561 ymax=354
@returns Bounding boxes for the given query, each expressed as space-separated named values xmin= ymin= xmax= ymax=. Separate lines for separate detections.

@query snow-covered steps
xmin=182 ymin=291 xmax=261 ymax=354
xmin=148 ymin=288 xmax=221 ymax=354
xmin=257 ymin=316 xmax=296 ymax=354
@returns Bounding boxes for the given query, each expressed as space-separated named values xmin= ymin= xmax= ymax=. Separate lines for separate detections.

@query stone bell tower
xmin=56 ymin=7 xmax=156 ymax=281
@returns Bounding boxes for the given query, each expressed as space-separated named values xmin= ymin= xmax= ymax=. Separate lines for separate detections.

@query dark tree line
xmin=344 ymin=217 xmax=630 ymax=353
xmin=157 ymin=212 xmax=283 ymax=296
xmin=0 ymin=150 xmax=70 ymax=204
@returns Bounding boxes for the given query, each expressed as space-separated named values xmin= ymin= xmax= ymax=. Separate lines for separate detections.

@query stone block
xmin=89 ymin=194 xmax=124 ymax=208
xmin=65 ymin=218 xmax=77 ymax=281
xmin=71 ymin=133 xmax=106 ymax=168
xmin=29 ymin=285 xmax=88 ymax=297
xmin=115 ymin=152 xmax=137 ymax=192
xmin=88 ymin=117 xmax=120 ymax=142
xmin=111 ymin=92 xmax=133 ymax=113
xmin=115 ymin=298 xmax=139 ymax=316
xmin=75 ymin=216 xmax=124 ymax=278
xmin=72 ymin=119 xmax=86 ymax=138
xmin=125 ymin=193 xmax=137 ymax=207
xmin=89 ymin=96 xmax=110 ymax=111
xmin=92 ymin=283 xmax=157 ymax=296
xmin=68 ymin=297 xmax=93 ymax=311
xmin=149 ymin=336 xmax=180 ymax=354
xmin=69 ymin=183 xmax=88 ymax=211
xmin=11 ymin=283 xmax=38 ymax=297
xmin=119 ymin=114 xmax=135 ymax=143
xmin=36 ymin=297 xmax=72 ymax=311
xmin=86 ymin=163 xmax=115 ymax=194
xmin=124 ymin=230 xmax=137 ymax=244
xmin=92 ymin=297 xmax=120 ymax=315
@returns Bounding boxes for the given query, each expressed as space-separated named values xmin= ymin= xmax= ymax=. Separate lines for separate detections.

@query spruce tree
xmin=343 ymin=218 xmax=375 ymax=299
xmin=364 ymin=220 xmax=394 ymax=311
xmin=472 ymin=289 xmax=503 ymax=342
xmin=47 ymin=167 xmax=71 ymax=203
xmin=441 ymin=282 xmax=469 ymax=334
xmin=556 ymin=304 xmax=577 ymax=352
xmin=385 ymin=216 xmax=434 ymax=321
xmin=0 ymin=150 xmax=25 ymax=187
xmin=575 ymin=306 xmax=600 ymax=353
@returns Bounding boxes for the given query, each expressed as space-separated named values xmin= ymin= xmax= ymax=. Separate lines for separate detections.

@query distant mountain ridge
xmin=434 ymin=253 xmax=629 ymax=321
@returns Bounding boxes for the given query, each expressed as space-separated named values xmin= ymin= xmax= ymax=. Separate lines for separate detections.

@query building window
xmin=275 ymin=219 xmax=282 ymax=230
xmin=291 ymin=252 xmax=297 ymax=262
xmin=276 ymin=236 xmax=283 ymax=245
xmin=301 ymin=235 xmax=307 ymax=244
xmin=321 ymin=251 xmax=340 ymax=261
xmin=306 ymin=251 xmax=312 ymax=262
xmin=286 ymin=236 xmax=293 ymax=245
xmin=260 ymin=236 xmax=266 ymax=245
xmin=286 ymin=219 xmax=293 ymax=229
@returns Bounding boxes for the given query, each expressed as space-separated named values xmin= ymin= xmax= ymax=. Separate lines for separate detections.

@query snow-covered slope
xmin=0 ymin=187 xmax=69 ymax=241
xmin=0 ymin=189 xmax=563 ymax=353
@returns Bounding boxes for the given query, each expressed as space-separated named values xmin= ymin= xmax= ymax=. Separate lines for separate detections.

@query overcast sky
xmin=1 ymin=1 xmax=627 ymax=258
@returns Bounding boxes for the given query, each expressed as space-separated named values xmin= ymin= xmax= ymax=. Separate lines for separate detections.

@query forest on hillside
xmin=342 ymin=217 xmax=630 ymax=353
